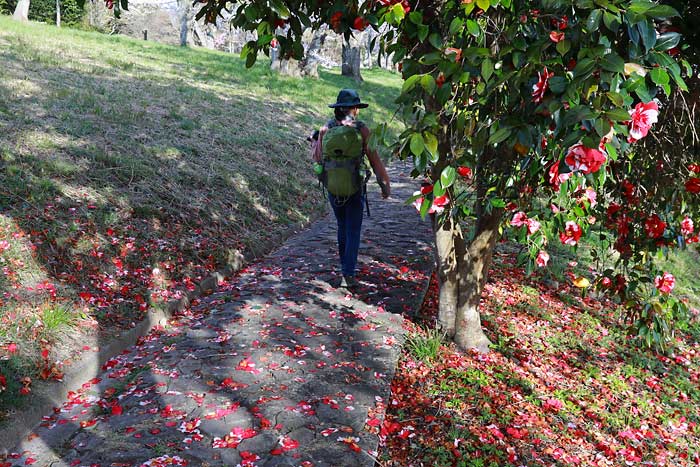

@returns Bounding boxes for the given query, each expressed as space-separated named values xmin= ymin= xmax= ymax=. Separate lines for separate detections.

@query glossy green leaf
xmin=600 ymin=53 xmax=625 ymax=73
xmin=441 ymin=166 xmax=457 ymax=189
xmin=586 ymin=9 xmax=603 ymax=31
xmin=423 ymin=132 xmax=439 ymax=161
xmin=476 ymin=0 xmax=490 ymax=11
xmin=467 ymin=19 xmax=480 ymax=37
xmin=606 ymin=108 xmax=632 ymax=121
xmin=481 ymin=59 xmax=494 ymax=82
xmin=488 ymin=127 xmax=511 ymax=145
xmin=637 ymin=20 xmax=656 ymax=51
xmin=421 ymin=74 xmax=437 ymax=94
xmin=410 ymin=133 xmax=425 ymax=156
xmin=556 ymin=39 xmax=571 ymax=56
xmin=650 ymin=67 xmax=670 ymax=86
xmin=655 ymin=32 xmax=681 ymax=52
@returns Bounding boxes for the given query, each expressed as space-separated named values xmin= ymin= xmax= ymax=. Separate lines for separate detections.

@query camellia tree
xmin=101 ymin=0 xmax=696 ymax=351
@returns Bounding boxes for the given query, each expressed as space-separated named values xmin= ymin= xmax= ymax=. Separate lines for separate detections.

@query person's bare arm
xmin=312 ymin=127 xmax=327 ymax=163
xmin=360 ymin=126 xmax=391 ymax=198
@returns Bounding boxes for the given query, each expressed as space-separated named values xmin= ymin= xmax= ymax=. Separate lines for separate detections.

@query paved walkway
xmin=7 ymin=162 xmax=434 ymax=467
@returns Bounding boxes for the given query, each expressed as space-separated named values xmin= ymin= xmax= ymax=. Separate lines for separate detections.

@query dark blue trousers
xmin=328 ymin=191 xmax=364 ymax=277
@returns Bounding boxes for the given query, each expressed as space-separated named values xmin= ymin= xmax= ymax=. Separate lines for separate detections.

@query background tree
xmin=123 ymin=0 xmax=692 ymax=351
xmin=12 ymin=0 xmax=29 ymax=21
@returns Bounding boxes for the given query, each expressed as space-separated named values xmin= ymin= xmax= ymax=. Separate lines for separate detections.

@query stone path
xmin=6 ymin=162 xmax=434 ymax=467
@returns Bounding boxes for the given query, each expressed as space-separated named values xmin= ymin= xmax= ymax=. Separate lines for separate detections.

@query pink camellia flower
xmin=644 ymin=214 xmax=666 ymax=239
xmin=536 ymin=250 xmax=550 ymax=267
xmin=565 ymin=143 xmax=607 ymax=174
xmin=511 ymin=211 xmax=528 ymax=227
xmin=0 ymin=240 xmax=9 ymax=253
xmin=549 ymin=30 xmax=565 ymax=42
xmin=532 ymin=67 xmax=554 ymax=103
xmin=559 ymin=221 xmax=582 ymax=246
xmin=526 ymin=219 xmax=541 ymax=235
xmin=628 ymin=101 xmax=659 ymax=143
xmin=583 ymin=187 xmax=597 ymax=208
xmin=654 ymin=272 xmax=675 ymax=294
xmin=543 ymin=398 xmax=564 ymax=413
xmin=681 ymin=216 xmax=694 ymax=236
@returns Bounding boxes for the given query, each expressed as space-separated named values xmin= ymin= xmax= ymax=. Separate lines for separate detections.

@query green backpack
xmin=321 ymin=124 xmax=369 ymax=197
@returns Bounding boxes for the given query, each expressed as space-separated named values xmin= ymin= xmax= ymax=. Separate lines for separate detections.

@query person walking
xmin=311 ymin=89 xmax=391 ymax=289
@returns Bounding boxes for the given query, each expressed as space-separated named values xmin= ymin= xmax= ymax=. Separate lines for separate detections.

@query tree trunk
xmin=12 ymin=0 xmax=30 ymax=21
xmin=453 ymin=209 xmax=502 ymax=352
xmin=433 ymin=216 xmax=459 ymax=338
xmin=56 ymin=0 xmax=61 ymax=27
xmin=279 ymin=58 xmax=302 ymax=77
xmin=341 ymin=37 xmax=363 ymax=82
xmin=178 ymin=0 xmax=190 ymax=47
xmin=270 ymin=45 xmax=281 ymax=71
xmin=300 ymin=28 xmax=327 ymax=78
xmin=192 ymin=21 xmax=214 ymax=49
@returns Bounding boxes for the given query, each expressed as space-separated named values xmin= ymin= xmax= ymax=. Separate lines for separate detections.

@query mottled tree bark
xmin=341 ymin=36 xmax=362 ymax=82
xmin=300 ymin=28 xmax=327 ymax=78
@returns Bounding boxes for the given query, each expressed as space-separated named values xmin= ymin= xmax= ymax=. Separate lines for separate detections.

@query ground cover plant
xmin=377 ymin=244 xmax=700 ymax=466
xmin=0 ymin=16 xmax=402 ymax=419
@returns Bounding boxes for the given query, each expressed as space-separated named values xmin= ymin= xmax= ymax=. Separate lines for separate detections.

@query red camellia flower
xmin=548 ymin=162 xmax=571 ymax=190
xmin=559 ymin=221 xmax=582 ymax=246
xmin=445 ymin=47 xmax=463 ymax=62
xmin=681 ymin=216 xmax=694 ymax=236
xmin=628 ymin=101 xmax=659 ymax=143
xmin=688 ymin=163 xmax=700 ymax=173
xmin=686 ymin=177 xmax=700 ymax=194
xmin=551 ymin=15 xmax=568 ymax=30
xmin=432 ymin=194 xmax=450 ymax=213
xmin=532 ymin=67 xmax=554 ymax=103
xmin=654 ymin=272 xmax=675 ymax=294
xmin=549 ymin=30 xmax=565 ymax=42
xmin=273 ymin=19 xmax=287 ymax=28
xmin=457 ymin=166 xmax=472 ymax=178
xmin=420 ymin=184 xmax=433 ymax=195
xmin=644 ymin=214 xmax=666 ymax=239
xmin=436 ymin=73 xmax=446 ymax=88
xmin=565 ymin=143 xmax=607 ymax=174
xmin=330 ymin=11 xmax=343 ymax=31
xmin=353 ymin=16 xmax=368 ymax=31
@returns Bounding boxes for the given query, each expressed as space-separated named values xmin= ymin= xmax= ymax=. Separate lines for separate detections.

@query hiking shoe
xmin=342 ymin=275 xmax=358 ymax=289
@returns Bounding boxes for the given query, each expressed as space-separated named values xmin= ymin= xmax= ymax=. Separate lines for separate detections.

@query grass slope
xmin=0 ymin=16 xmax=402 ymax=417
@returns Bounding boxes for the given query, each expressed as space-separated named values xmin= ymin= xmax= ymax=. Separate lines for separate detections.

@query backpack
xmin=321 ymin=123 xmax=369 ymax=197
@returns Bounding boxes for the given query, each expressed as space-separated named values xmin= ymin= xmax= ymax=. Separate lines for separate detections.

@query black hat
xmin=328 ymin=88 xmax=369 ymax=108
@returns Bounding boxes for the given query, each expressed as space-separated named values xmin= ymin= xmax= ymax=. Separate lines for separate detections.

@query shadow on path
xmin=8 ymin=162 xmax=435 ymax=467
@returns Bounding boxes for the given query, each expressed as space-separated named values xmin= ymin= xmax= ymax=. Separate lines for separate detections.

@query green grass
xmin=0 ymin=15 xmax=403 ymax=418
xmin=406 ymin=327 xmax=445 ymax=362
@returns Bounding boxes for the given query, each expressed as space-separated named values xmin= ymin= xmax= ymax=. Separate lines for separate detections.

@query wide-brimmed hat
xmin=328 ymin=89 xmax=369 ymax=108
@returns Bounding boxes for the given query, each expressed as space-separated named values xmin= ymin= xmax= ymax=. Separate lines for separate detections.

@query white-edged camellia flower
xmin=565 ymin=143 xmax=607 ymax=175
xmin=628 ymin=101 xmax=659 ymax=143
